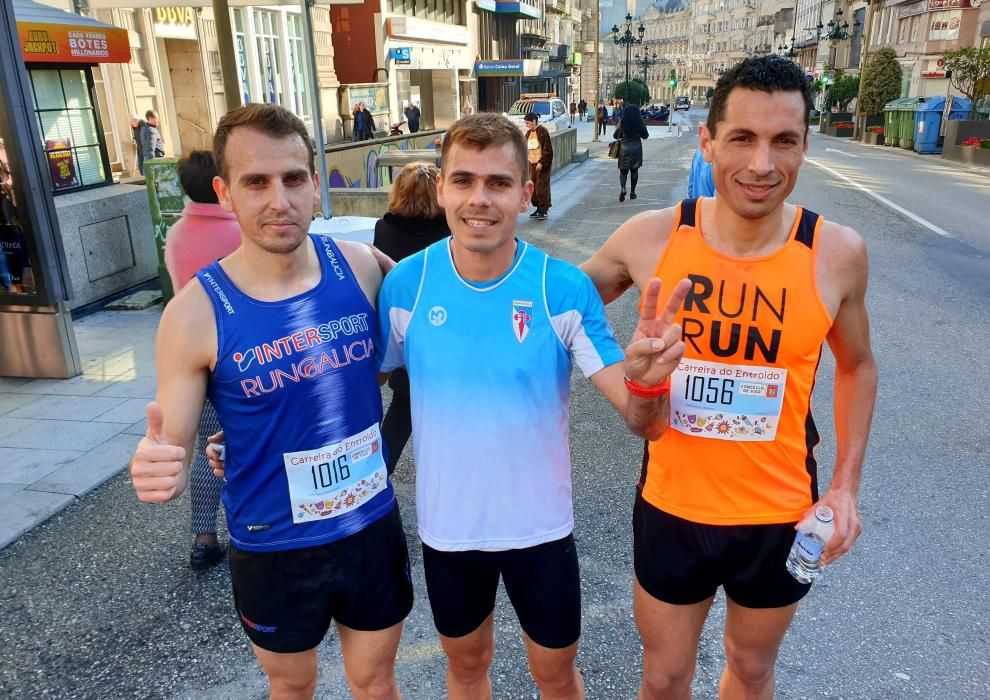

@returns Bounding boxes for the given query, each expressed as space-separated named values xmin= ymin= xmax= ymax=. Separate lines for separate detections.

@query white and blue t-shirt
xmin=378 ymin=238 xmax=624 ymax=551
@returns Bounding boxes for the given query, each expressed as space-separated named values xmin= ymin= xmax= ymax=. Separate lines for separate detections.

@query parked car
xmin=505 ymin=94 xmax=570 ymax=132
xmin=674 ymin=96 xmax=691 ymax=111
xmin=641 ymin=104 xmax=670 ymax=122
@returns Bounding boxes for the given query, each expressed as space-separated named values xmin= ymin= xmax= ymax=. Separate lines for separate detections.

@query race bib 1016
xmin=283 ymin=424 xmax=387 ymax=523
xmin=670 ymin=359 xmax=787 ymax=441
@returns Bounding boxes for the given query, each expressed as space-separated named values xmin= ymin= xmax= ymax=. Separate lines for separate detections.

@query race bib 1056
xmin=283 ymin=424 xmax=387 ymax=523
xmin=670 ymin=359 xmax=786 ymax=441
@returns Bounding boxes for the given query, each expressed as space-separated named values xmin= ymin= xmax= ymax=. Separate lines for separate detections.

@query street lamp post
xmin=778 ymin=35 xmax=799 ymax=60
xmin=821 ymin=8 xmax=859 ymax=69
xmin=819 ymin=7 xmax=860 ymax=109
xmin=634 ymin=50 xmax=660 ymax=84
xmin=611 ymin=13 xmax=645 ymax=89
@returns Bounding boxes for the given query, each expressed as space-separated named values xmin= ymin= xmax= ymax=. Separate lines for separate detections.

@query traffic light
xmin=669 ymin=69 xmax=677 ymax=89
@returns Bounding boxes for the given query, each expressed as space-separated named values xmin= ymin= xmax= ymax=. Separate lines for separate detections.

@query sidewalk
xmin=0 ymin=307 xmax=159 ymax=549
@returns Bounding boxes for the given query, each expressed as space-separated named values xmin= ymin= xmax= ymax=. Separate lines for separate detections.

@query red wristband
xmin=624 ymin=376 xmax=671 ymax=399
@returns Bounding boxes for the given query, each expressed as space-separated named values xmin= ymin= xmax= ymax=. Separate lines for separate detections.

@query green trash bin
xmin=882 ymin=98 xmax=906 ymax=147
xmin=144 ymin=157 xmax=185 ymax=305
xmin=898 ymin=99 xmax=922 ymax=150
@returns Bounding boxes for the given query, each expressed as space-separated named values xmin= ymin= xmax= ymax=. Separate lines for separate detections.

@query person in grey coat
xmin=141 ymin=110 xmax=165 ymax=163
xmin=613 ymin=104 xmax=649 ymax=202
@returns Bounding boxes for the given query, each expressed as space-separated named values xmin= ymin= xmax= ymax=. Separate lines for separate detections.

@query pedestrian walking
xmin=372 ymin=162 xmax=449 ymax=474
xmin=161 ymin=150 xmax=241 ymax=571
xmin=597 ymin=105 xmax=608 ymax=137
xmin=403 ymin=99 xmax=421 ymax=133
xmin=613 ymin=104 xmax=649 ymax=201
xmin=361 ymin=103 xmax=377 ymax=139
xmin=524 ymin=112 xmax=552 ymax=220
xmin=141 ymin=110 xmax=165 ymax=163
xmin=569 ymin=100 xmax=577 ymax=125
xmin=578 ymin=98 xmax=587 ymax=122
xmin=581 ymin=54 xmax=877 ymax=699
xmin=352 ymin=101 xmax=376 ymax=141
xmin=461 ymin=99 xmax=475 ymax=117
xmin=129 ymin=103 xmax=412 ymax=698
xmin=128 ymin=112 xmax=147 ymax=176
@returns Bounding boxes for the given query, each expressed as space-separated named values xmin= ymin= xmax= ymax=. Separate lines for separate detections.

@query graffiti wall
xmin=324 ymin=130 xmax=443 ymax=190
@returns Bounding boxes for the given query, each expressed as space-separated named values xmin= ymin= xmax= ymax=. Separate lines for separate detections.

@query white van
xmin=505 ymin=93 xmax=570 ymax=132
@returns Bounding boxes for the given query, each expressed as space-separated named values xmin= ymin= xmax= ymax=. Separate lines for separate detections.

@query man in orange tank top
xmin=581 ymin=56 xmax=878 ymax=699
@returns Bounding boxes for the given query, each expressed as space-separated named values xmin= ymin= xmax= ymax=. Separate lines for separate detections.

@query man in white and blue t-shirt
xmin=377 ymin=113 xmax=689 ymax=699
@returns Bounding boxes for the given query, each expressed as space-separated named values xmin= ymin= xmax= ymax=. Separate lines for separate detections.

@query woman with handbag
xmin=613 ymin=104 xmax=649 ymax=202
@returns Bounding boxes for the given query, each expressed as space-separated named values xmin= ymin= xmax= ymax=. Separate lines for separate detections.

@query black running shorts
xmin=633 ymin=493 xmax=812 ymax=609
xmin=228 ymin=506 xmax=414 ymax=653
xmin=421 ymin=534 xmax=581 ymax=649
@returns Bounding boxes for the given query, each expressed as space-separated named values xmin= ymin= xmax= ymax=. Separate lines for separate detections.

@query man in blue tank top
xmin=377 ymin=113 xmax=690 ymax=699
xmin=129 ymin=104 xmax=412 ymax=699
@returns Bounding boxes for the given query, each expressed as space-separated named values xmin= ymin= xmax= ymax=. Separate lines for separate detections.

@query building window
xmin=254 ymin=10 xmax=284 ymax=105
xmin=232 ymin=9 xmax=251 ymax=105
xmin=286 ymin=14 xmax=311 ymax=119
xmin=28 ymin=68 xmax=110 ymax=193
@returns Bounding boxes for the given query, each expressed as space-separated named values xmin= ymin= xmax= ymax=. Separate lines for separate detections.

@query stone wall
xmin=53 ymin=184 xmax=158 ymax=310
xmin=941 ymin=120 xmax=990 ymax=167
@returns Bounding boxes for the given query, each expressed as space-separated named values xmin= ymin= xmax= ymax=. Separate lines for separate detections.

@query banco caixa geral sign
xmin=474 ymin=60 xmax=524 ymax=76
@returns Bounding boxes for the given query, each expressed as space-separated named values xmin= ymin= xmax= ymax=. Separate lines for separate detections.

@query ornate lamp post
xmin=634 ymin=50 xmax=660 ymax=83
xmin=821 ymin=8 xmax=860 ymax=68
xmin=778 ymin=35 xmax=799 ymax=60
xmin=611 ymin=13 xmax=645 ymax=88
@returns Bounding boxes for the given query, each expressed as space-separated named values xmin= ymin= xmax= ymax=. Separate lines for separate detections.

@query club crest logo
xmin=428 ymin=306 xmax=447 ymax=326
xmin=512 ymin=300 xmax=533 ymax=343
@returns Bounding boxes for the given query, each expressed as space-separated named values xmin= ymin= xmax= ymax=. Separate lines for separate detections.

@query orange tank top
xmin=641 ymin=199 xmax=833 ymax=525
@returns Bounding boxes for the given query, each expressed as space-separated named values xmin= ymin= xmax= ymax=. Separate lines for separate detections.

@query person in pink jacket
xmin=163 ymin=150 xmax=241 ymax=570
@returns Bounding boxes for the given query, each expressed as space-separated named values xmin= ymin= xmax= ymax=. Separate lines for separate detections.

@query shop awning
xmin=14 ymin=0 xmax=130 ymax=64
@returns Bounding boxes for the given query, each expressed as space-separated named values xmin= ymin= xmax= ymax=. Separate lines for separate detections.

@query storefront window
xmin=286 ymin=15 xmax=311 ymax=119
xmin=254 ymin=10 xmax=284 ymax=106
xmin=28 ymin=68 xmax=109 ymax=193
xmin=232 ymin=9 xmax=251 ymax=106
xmin=0 ymin=137 xmax=38 ymax=298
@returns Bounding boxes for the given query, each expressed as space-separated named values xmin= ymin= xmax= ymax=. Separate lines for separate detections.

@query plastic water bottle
xmin=786 ymin=505 xmax=835 ymax=583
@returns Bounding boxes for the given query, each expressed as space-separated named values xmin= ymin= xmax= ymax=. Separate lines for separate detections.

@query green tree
xmin=857 ymin=46 xmax=903 ymax=116
xmin=614 ymin=78 xmax=650 ymax=106
xmin=829 ymin=75 xmax=860 ymax=112
xmin=942 ymin=46 xmax=990 ymax=119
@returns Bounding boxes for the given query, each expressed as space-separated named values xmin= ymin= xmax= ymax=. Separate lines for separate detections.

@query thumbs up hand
xmin=130 ymin=401 xmax=188 ymax=503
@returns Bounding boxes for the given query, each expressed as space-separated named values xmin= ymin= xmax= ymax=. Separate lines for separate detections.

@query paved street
xmin=1 ymin=112 xmax=988 ymax=699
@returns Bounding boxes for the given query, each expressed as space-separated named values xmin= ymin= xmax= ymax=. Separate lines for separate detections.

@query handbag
xmin=608 ymin=140 xmax=620 ymax=159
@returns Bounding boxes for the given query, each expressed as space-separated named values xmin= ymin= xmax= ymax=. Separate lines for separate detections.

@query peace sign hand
xmin=623 ymin=278 xmax=691 ymax=388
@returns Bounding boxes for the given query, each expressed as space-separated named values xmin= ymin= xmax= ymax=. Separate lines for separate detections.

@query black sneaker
xmin=630 ymin=192 xmax=638 ymax=200
xmin=619 ymin=191 xmax=626 ymax=202
xmin=529 ymin=209 xmax=541 ymax=218
xmin=535 ymin=210 xmax=548 ymax=220
xmin=190 ymin=543 xmax=226 ymax=571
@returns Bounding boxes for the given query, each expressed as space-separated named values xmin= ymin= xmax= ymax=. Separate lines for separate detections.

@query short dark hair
xmin=524 ymin=112 xmax=540 ymax=123
xmin=440 ymin=113 xmax=528 ymax=183
xmin=707 ymin=56 xmax=814 ymax=137
xmin=177 ymin=151 xmax=219 ymax=204
xmin=145 ymin=110 xmax=157 ymax=120
xmin=213 ymin=103 xmax=314 ymax=181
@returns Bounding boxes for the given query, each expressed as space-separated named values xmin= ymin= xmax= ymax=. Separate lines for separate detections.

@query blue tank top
xmin=196 ymin=235 xmax=394 ymax=552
